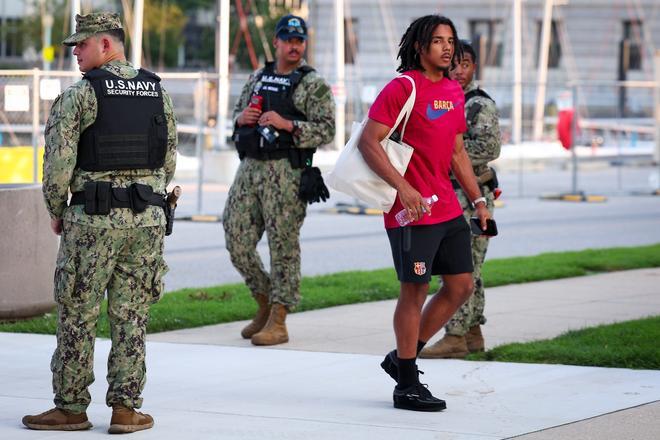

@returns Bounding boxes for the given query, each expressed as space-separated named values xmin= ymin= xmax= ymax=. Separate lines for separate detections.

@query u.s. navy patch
xmin=102 ymin=78 xmax=161 ymax=98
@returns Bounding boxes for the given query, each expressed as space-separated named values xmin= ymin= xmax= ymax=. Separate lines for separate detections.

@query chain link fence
xmin=1 ymin=68 xmax=658 ymax=198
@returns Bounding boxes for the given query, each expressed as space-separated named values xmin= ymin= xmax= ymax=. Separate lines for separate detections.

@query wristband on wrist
xmin=472 ymin=196 xmax=487 ymax=208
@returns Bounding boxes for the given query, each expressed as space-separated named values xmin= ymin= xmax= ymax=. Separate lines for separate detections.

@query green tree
xmin=168 ymin=0 xmax=292 ymax=70
xmin=141 ymin=0 xmax=188 ymax=69
xmin=228 ymin=0 xmax=290 ymax=70
xmin=21 ymin=0 xmax=75 ymax=69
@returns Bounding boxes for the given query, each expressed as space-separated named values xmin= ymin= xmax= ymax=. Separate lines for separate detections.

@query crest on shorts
xmin=413 ymin=262 xmax=426 ymax=276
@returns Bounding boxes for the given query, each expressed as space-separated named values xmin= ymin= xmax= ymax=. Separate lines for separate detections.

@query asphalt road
xmin=163 ymin=165 xmax=660 ymax=291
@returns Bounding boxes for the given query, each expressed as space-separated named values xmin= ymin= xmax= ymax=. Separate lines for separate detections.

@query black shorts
xmin=386 ymin=215 xmax=473 ymax=283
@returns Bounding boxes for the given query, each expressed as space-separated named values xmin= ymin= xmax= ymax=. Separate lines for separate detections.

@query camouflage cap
xmin=62 ymin=12 xmax=123 ymax=46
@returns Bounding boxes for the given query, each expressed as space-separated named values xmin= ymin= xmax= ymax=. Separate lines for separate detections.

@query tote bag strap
xmin=385 ymin=74 xmax=416 ymax=140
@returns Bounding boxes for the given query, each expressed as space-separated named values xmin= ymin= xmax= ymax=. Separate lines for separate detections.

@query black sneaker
xmin=380 ymin=350 xmax=425 ymax=383
xmin=380 ymin=350 xmax=399 ymax=381
xmin=393 ymin=382 xmax=447 ymax=412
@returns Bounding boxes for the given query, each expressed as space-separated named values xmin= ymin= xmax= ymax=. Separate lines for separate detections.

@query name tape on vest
xmin=261 ymin=75 xmax=291 ymax=87
xmin=102 ymin=79 xmax=160 ymax=98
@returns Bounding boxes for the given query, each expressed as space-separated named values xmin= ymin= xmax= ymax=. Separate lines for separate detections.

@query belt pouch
xmin=83 ymin=182 xmax=97 ymax=215
xmin=234 ymin=126 xmax=261 ymax=158
xmin=128 ymin=183 xmax=152 ymax=213
xmin=83 ymin=181 xmax=111 ymax=215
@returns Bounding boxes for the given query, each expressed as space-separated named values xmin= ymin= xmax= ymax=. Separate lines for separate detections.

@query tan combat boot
xmin=241 ymin=294 xmax=271 ymax=339
xmin=465 ymin=325 xmax=485 ymax=353
xmin=22 ymin=407 xmax=92 ymax=431
xmin=108 ymin=405 xmax=154 ymax=434
xmin=419 ymin=334 xmax=469 ymax=359
xmin=251 ymin=303 xmax=289 ymax=346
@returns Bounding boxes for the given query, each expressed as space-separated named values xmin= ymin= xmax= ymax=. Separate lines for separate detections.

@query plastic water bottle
xmin=395 ymin=194 xmax=438 ymax=226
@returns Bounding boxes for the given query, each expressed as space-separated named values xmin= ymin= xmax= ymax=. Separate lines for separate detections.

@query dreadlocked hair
xmin=396 ymin=15 xmax=462 ymax=73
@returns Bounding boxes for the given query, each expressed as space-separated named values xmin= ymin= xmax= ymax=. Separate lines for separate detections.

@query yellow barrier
xmin=0 ymin=146 xmax=44 ymax=184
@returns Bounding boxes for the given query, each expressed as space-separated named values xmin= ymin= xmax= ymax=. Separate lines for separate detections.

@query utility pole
xmin=334 ymin=0 xmax=345 ymax=151
xmin=70 ymin=0 xmax=81 ymax=70
xmin=512 ymin=0 xmax=523 ymax=195
xmin=532 ymin=0 xmax=553 ymax=141
xmin=40 ymin=0 xmax=53 ymax=71
xmin=216 ymin=0 xmax=230 ymax=148
xmin=131 ymin=0 xmax=144 ymax=68
xmin=654 ymin=50 xmax=660 ymax=190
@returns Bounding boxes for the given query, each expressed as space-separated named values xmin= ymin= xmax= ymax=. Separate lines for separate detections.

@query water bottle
xmin=395 ymin=194 xmax=438 ymax=226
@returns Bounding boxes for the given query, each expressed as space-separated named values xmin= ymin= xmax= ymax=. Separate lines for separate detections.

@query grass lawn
xmin=1 ymin=243 xmax=659 ymax=338
xmin=467 ymin=316 xmax=660 ymax=370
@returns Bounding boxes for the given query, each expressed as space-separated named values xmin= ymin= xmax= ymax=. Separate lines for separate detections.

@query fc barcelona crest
xmin=413 ymin=262 xmax=426 ymax=276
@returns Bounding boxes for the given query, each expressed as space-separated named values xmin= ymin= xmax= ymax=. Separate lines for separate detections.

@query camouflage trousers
xmin=51 ymin=221 xmax=167 ymax=414
xmin=223 ymin=158 xmax=306 ymax=308
xmin=444 ymin=187 xmax=494 ymax=336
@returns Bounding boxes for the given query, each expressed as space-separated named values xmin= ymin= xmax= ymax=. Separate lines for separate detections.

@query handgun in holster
xmin=485 ymin=167 xmax=501 ymax=200
xmin=477 ymin=168 xmax=501 ymax=200
xmin=164 ymin=186 xmax=181 ymax=236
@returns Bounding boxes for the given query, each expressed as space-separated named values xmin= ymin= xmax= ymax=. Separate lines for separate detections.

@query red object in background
xmin=557 ymin=109 xmax=575 ymax=150
xmin=249 ymin=94 xmax=263 ymax=110
xmin=246 ymin=94 xmax=262 ymax=127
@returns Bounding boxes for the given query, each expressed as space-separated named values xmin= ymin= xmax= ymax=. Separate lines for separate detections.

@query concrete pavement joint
xmin=504 ymin=400 xmax=660 ymax=439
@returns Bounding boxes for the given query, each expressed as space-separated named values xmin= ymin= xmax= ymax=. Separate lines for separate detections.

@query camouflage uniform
xmin=445 ymin=80 xmax=501 ymax=336
xmin=43 ymin=54 xmax=177 ymax=412
xmin=223 ymin=60 xmax=335 ymax=308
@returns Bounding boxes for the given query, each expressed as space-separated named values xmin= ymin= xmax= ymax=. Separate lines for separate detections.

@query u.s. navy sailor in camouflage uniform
xmin=223 ymin=14 xmax=334 ymax=346
xmin=420 ymin=40 xmax=501 ymax=359
xmin=23 ymin=12 xmax=177 ymax=434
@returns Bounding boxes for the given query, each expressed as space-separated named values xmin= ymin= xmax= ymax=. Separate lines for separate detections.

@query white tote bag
xmin=326 ymin=75 xmax=416 ymax=213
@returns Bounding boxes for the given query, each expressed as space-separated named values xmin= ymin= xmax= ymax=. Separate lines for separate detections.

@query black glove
xmin=299 ymin=167 xmax=330 ymax=204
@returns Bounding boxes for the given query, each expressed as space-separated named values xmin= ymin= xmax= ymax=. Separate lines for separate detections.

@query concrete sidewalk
xmin=148 ymin=268 xmax=660 ymax=354
xmin=2 ymin=269 xmax=659 ymax=439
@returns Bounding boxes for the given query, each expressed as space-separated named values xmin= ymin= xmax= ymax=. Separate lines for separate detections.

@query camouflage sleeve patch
xmin=464 ymin=97 xmax=501 ymax=169
xmin=161 ymin=87 xmax=178 ymax=185
xmin=313 ymin=82 xmax=331 ymax=99
xmin=42 ymin=82 xmax=88 ymax=219
xmin=292 ymin=73 xmax=335 ymax=149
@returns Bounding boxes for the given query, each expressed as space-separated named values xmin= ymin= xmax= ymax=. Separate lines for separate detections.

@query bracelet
xmin=472 ymin=196 xmax=487 ymax=208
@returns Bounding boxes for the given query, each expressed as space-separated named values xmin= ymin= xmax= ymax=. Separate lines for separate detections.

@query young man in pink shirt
xmin=359 ymin=15 xmax=491 ymax=412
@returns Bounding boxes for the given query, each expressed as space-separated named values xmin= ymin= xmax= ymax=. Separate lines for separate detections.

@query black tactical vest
xmin=76 ymin=68 xmax=167 ymax=171
xmin=234 ymin=62 xmax=314 ymax=157
xmin=465 ymin=87 xmax=495 ymax=126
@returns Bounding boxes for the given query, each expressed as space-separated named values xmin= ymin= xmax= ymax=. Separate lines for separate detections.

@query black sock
xmin=392 ymin=341 xmax=426 ymax=358
xmin=396 ymin=357 xmax=417 ymax=389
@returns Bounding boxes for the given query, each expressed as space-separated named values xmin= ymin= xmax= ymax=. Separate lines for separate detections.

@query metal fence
xmin=1 ymin=68 xmax=658 ymax=199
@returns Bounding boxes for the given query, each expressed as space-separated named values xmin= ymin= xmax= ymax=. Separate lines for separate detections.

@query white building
xmin=307 ymin=0 xmax=659 ymax=138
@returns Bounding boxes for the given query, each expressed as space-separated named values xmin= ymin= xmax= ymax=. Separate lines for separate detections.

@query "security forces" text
xmin=103 ymin=79 xmax=160 ymax=97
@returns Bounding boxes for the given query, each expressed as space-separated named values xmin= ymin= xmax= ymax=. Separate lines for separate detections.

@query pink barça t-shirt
xmin=368 ymin=69 xmax=467 ymax=229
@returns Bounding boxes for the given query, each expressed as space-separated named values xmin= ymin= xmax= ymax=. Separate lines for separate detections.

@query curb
xmin=177 ymin=215 xmax=222 ymax=222
xmin=323 ymin=204 xmax=382 ymax=216
xmin=539 ymin=193 xmax=607 ymax=203
xmin=630 ymin=189 xmax=660 ymax=197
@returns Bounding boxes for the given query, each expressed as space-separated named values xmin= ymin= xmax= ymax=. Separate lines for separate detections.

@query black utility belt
xmin=70 ymin=182 xmax=165 ymax=215
xmin=243 ymin=149 xmax=291 ymax=161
